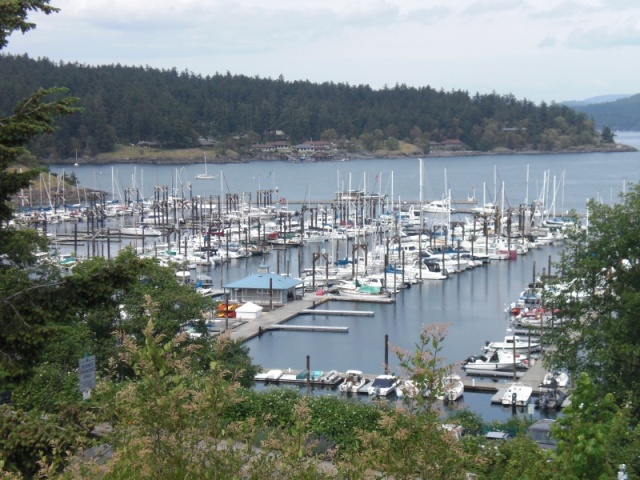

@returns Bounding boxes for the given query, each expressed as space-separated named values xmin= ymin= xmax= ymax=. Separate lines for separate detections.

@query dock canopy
xmin=235 ymin=301 xmax=264 ymax=320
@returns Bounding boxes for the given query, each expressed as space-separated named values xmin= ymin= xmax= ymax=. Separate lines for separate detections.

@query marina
xmin=253 ymin=355 xmax=560 ymax=400
xmin=20 ymin=136 xmax=638 ymax=422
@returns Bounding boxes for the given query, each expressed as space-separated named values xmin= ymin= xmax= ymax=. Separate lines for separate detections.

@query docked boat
xmin=265 ymin=369 xmax=283 ymax=381
xmin=513 ymin=308 xmax=558 ymax=328
xmin=319 ymin=369 xmax=341 ymax=383
xmin=541 ymin=370 xmax=569 ymax=388
xmin=396 ymin=379 xmax=421 ymax=398
xmin=483 ymin=335 xmax=541 ymax=354
xmin=367 ymin=374 xmax=398 ymax=396
xmin=463 ymin=350 xmax=528 ymax=372
xmin=501 ymin=382 xmax=533 ymax=406
xmin=438 ymin=374 xmax=464 ymax=402
xmin=336 ymin=278 xmax=390 ymax=298
xmin=339 ymin=370 xmax=368 ymax=393
xmin=535 ymin=386 xmax=567 ymax=411
xmin=119 ymin=225 xmax=163 ymax=237
xmin=421 ymin=199 xmax=455 ymax=214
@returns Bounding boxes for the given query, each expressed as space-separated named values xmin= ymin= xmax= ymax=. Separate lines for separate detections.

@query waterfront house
xmin=223 ymin=265 xmax=303 ymax=307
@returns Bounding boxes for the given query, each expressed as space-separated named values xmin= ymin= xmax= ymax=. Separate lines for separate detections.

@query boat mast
xmin=525 ymin=164 xmax=529 ymax=206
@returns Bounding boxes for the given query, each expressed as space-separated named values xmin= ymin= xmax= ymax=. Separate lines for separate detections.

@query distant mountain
xmin=563 ymin=94 xmax=632 ymax=108
xmin=563 ymin=94 xmax=640 ymax=131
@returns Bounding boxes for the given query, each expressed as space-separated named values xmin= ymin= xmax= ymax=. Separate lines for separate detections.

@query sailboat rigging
xmin=195 ymin=151 xmax=217 ymax=180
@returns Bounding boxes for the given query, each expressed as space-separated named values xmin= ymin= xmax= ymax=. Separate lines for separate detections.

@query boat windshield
xmin=371 ymin=377 xmax=395 ymax=388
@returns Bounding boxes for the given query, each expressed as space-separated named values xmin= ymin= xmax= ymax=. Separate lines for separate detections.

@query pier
xmin=254 ymin=356 xmax=563 ymax=404
xmin=228 ymin=295 xmax=382 ymax=341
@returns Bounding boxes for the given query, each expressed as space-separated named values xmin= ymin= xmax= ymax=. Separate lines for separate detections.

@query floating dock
xmin=228 ymin=292 xmax=389 ymax=341
xmin=263 ymin=325 xmax=348 ymax=333
xmin=300 ymin=309 xmax=374 ymax=317
xmin=327 ymin=294 xmax=395 ymax=304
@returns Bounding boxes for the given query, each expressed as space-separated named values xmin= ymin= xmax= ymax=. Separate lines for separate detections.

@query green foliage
xmin=551 ymin=373 xmax=640 ymax=479
xmin=0 ymin=404 xmax=94 ymax=478
xmin=0 ymin=0 xmax=58 ymax=49
xmin=446 ymin=408 xmax=484 ymax=435
xmin=90 ymin=318 xmax=253 ymax=479
xmin=208 ymin=335 xmax=261 ymax=388
xmin=484 ymin=415 xmax=536 ymax=438
xmin=0 ymin=3 xmax=81 ymax=224
xmin=0 ymin=227 xmax=49 ymax=267
xmin=543 ymin=183 xmax=640 ymax=414
xmin=393 ymin=322 xmax=452 ymax=411
xmin=0 ymin=87 xmax=81 ymax=222
xmin=223 ymin=387 xmax=382 ymax=454
xmin=0 ymin=55 xmax=599 ymax=157
xmin=0 ymin=247 xmax=212 ymax=384
xmin=601 ymin=125 xmax=615 ymax=143
xmin=338 ymin=323 xmax=469 ymax=479
xmin=472 ymin=434 xmax=553 ymax=480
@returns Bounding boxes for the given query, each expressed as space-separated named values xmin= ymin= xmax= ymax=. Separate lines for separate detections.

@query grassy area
xmin=92 ymin=141 xmax=426 ymax=163
xmin=95 ymin=145 xmax=217 ymax=161
xmin=373 ymin=140 xmax=423 ymax=157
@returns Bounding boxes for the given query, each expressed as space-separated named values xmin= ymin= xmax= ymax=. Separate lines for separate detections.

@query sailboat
xmin=195 ymin=151 xmax=217 ymax=180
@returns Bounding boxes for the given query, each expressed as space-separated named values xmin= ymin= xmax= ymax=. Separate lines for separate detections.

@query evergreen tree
xmin=601 ymin=125 xmax=615 ymax=143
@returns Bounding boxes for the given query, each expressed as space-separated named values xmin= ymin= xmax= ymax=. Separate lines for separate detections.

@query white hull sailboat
xmin=195 ymin=152 xmax=217 ymax=180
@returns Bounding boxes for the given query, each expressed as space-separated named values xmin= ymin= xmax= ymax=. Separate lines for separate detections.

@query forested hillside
xmin=570 ymin=94 xmax=640 ymax=131
xmin=0 ymin=54 xmax=608 ymax=159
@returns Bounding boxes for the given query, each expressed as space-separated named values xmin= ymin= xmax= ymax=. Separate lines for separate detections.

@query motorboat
xmin=339 ymin=370 xmax=368 ymax=393
xmin=483 ymin=335 xmax=541 ymax=354
xmin=319 ymin=369 xmax=341 ymax=383
xmin=463 ymin=350 xmax=529 ymax=372
xmin=541 ymin=370 xmax=569 ymax=388
xmin=265 ymin=369 xmax=283 ymax=381
xmin=367 ymin=374 xmax=398 ymax=396
xmin=501 ymin=382 xmax=533 ymax=406
xmin=535 ymin=386 xmax=567 ymax=411
xmin=421 ymin=199 xmax=455 ymax=214
xmin=512 ymin=307 xmax=561 ymax=329
xmin=119 ymin=225 xmax=163 ymax=237
xmin=336 ymin=278 xmax=389 ymax=298
xmin=396 ymin=379 xmax=420 ymax=398
xmin=438 ymin=374 xmax=464 ymax=402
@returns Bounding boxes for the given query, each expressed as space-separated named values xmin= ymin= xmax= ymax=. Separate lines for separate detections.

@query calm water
xmin=47 ymin=133 xmax=640 ymax=423
xmin=246 ymin=244 xmax=562 ymax=423
xmin=56 ymin=132 xmax=640 ymax=215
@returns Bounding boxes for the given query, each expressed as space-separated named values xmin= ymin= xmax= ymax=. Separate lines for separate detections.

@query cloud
xmin=566 ymin=24 xmax=640 ymax=48
xmin=529 ymin=1 xmax=598 ymax=20
xmin=463 ymin=0 xmax=526 ymax=16
xmin=539 ymin=35 xmax=559 ymax=48
xmin=402 ymin=6 xmax=453 ymax=24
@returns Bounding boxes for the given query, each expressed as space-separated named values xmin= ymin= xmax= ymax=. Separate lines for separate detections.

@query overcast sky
xmin=5 ymin=0 xmax=640 ymax=103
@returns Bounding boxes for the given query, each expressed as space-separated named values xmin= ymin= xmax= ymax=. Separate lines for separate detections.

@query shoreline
xmin=40 ymin=143 xmax=637 ymax=166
